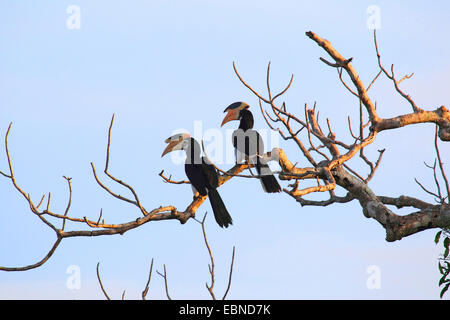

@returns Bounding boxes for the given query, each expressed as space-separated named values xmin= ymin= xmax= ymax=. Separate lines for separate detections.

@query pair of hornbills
xmin=161 ymin=102 xmax=281 ymax=228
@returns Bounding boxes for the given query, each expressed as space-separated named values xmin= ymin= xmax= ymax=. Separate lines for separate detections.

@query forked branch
xmin=0 ymin=116 xmax=247 ymax=271
xmin=232 ymin=30 xmax=450 ymax=242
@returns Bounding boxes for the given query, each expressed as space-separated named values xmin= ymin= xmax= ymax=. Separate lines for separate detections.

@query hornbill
xmin=161 ymin=133 xmax=233 ymax=228
xmin=221 ymin=102 xmax=281 ymax=193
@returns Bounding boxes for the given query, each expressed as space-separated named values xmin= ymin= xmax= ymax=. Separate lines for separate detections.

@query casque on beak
xmin=221 ymin=102 xmax=250 ymax=127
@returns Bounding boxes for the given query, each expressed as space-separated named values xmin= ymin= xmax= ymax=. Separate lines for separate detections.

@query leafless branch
xmin=2 ymin=29 xmax=450 ymax=282
xmin=434 ymin=125 xmax=450 ymax=202
xmin=0 ymin=116 xmax=252 ymax=272
xmin=415 ymin=177 xmax=441 ymax=200
xmin=93 ymin=114 xmax=147 ymax=216
xmin=0 ymin=237 xmax=62 ymax=272
xmin=201 ymin=213 xmax=216 ymax=300
xmin=222 ymin=246 xmax=236 ymax=300
xmin=159 ymin=170 xmax=190 ymax=184
xmin=366 ymin=70 xmax=382 ymax=91
xmin=61 ymin=176 xmax=72 ymax=231
xmin=142 ymin=258 xmax=154 ymax=300
xmin=156 ymin=264 xmax=172 ymax=300
xmin=96 ymin=262 xmax=111 ymax=300
xmin=373 ymin=30 xmax=421 ymax=113
xmin=197 ymin=212 xmax=237 ymax=300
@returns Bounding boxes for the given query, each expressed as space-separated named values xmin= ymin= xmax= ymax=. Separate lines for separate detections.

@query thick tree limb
xmin=372 ymin=106 xmax=450 ymax=140
xmin=232 ymin=31 xmax=450 ymax=243
xmin=330 ymin=166 xmax=450 ymax=241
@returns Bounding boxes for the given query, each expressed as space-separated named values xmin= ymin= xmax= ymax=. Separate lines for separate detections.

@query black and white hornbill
xmin=221 ymin=102 xmax=281 ymax=193
xmin=161 ymin=133 xmax=233 ymax=228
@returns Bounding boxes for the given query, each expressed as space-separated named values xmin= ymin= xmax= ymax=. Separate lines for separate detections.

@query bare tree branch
xmin=231 ymin=31 xmax=450 ymax=243
xmin=222 ymin=246 xmax=236 ymax=300
xmin=0 ymin=117 xmax=249 ymax=271
xmin=156 ymin=264 xmax=172 ymax=300
xmin=159 ymin=170 xmax=190 ymax=184
xmin=2 ymin=29 xmax=450 ymax=279
xmin=141 ymin=258 xmax=154 ymax=300
xmin=0 ymin=237 xmax=62 ymax=272
xmin=201 ymin=213 xmax=216 ymax=300
xmin=374 ymin=30 xmax=420 ymax=113
xmin=435 ymin=125 xmax=450 ymax=201
xmin=96 ymin=262 xmax=111 ymax=300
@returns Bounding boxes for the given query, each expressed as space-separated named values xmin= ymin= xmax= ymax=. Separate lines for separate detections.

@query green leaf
xmin=444 ymin=237 xmax=450 ymax=258
xmin=445 ymin=266 xmax=450 ymax=278
xmin=439 ymin=276 xmax=449 ymax=286
xmin=440 ymin=282 xmax=450 ymax=299
xmin=435 ymin=230 xmax=442 ymax=244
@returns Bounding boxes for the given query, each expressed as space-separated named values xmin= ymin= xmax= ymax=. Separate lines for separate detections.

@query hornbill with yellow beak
xmin=221 ymin=102 xmax=281 ymax=193
xmin=161 ymin=133 xmax=233 ymax=228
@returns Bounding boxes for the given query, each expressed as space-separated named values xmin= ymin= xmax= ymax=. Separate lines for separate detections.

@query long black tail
xmin=208 ymin=188 xmax=233 ymax=228
xmin=256 ymin=161 xmax=281 ymax=193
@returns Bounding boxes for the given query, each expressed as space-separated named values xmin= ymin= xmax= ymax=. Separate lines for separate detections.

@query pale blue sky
xmin=1 ymin=1 xmax=449 ymax=299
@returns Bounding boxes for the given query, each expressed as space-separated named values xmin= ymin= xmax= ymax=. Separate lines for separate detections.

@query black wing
xmin=200 ymin=157 xmax=232 ymax=228
xmin=185 ymin=163 xmax=208 ymax=196
xmin=200 ymin=157 xmax=219 ymax=189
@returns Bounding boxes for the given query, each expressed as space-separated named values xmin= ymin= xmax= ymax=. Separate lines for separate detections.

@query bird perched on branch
xmin=221 ymin=102 xmax=281 ymax=193
xmin=162 ymin=133 xmax=233 ymax=228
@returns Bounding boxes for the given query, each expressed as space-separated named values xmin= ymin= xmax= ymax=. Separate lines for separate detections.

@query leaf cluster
xmin=435 ymin=229 xmax=450 ymax=298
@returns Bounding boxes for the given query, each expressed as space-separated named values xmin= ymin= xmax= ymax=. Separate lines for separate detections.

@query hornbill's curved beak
xmin=221 ymin=108 xmax=240 ymax=127
xmin=221 ymin=102 xmax=249 ymax=127
xmin=161 ymin=139 xmax=180 ymax=157
xmin=161 ymin=133 xmax=191 ymax=157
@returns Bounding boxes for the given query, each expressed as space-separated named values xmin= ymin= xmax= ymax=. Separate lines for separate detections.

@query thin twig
xmin=156 ymin=265 xmax=172 ymax=300
xmin=142 ymin=258 xmax=154 ymax=300
xmin=366 ymin=70 xmax=382 ymax=91
xmin=201 ymin=213 xmax=216 ymax=300
xmin=415 ymin=178 xmax=440 ymax=199
xmin=373 ymin=30 xmax=421 ymax=113
xmin=0 ymin=236 xmax=62 ymax=271
xmin=222 ymin=246 xmax=236 ymax=300
xmin=96 ymin=262 xmax=111 ymax=300
xmin=61 ymin=176 xmax=72 ymax=231
xmin=159 ymin=170 xmax=190 ymax=184
xmin=365 ymin=149 xmax=385 ymax=183
xmin=233 ymin=62 xmax=270 ymax=104
xmin=94 ymin=114 xmax=147 ymax=216
xmin=35 ymin=194 xmax=46 ymax=209
xmin=435 ymin=125 xmax=450 ymax=202
xmin=337 ymin=68 xmax=359 ymax=97
xmin=0 ymin=170 xmax=11 ymax=178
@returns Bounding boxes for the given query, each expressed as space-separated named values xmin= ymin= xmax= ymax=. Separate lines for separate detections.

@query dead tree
xmin=0 ymin=30 xmax=449 ymax=279
xmin=227 ymin=30 xmax=450 ymax=243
